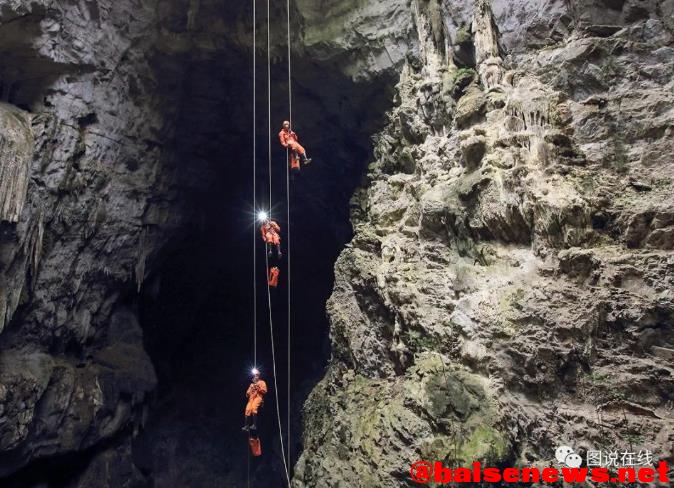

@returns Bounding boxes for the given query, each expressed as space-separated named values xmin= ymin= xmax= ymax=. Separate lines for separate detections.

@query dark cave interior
xmin=2 ymin=53 xmax=392 ymax=487
xmin=132 ymin=50 xmax=394 ymax=485
xmin=0 ymin=0 xmax=397 ymax=483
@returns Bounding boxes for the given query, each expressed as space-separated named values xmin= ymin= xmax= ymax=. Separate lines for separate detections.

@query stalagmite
xmin=0 ymin=103 xmax=34 ymax=223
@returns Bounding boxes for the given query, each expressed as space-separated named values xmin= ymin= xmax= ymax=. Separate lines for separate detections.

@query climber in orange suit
xmin=260 ymin=218 xmax=282 ymax=258
xmin=278 ymin=120 xmax=312 ymax=170
xmin=268 ymin=266 xmax=280 ymax=287
xmin=243 ymin=369 xmax=268 ymax=431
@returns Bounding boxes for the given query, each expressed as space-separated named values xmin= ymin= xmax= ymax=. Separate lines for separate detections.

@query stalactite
xmin=0 ymin=285 xmax=26 ymax=333
xmin=504 ymin=75 xmax=555 ymax=162
xmin=411 ymin=0 xmax=447 ymax=72
xmin=0 ymin=210 xmax=43 ymax=332
xmin=0 ymin=290 xmax=8 ymax=334
xmin=135 ymin=227 xmax=149 ymax=292
xmin=187 ymin=0 xmax=200 ymax=30
xmin=24 ymin=210 xmax=45 ymax=290
xmin=0 ymin=103 xmax=34 ymax=223
xmin=472 ymin=0 xmax=504 ymax=90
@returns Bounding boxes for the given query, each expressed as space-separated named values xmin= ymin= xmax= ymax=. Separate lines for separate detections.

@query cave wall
xmin=0 ymin=1 xmax=174 ymax=481
xmin=0 ymin=0 xmax=672 ymax=486
xmin=0 ymin=0 xmax=412 ymax=484
xmin=293 ymin=0 xmax=674 ymax=486
xmin=0 ymin=0 xmax=248 ymax=483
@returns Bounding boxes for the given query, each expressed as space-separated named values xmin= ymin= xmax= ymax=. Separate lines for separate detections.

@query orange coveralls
xmin=260 ymin=221 xmax=281 ymax=246
xmin=245 ymin=379 xmax=268 ymax=416
xmin=278 ymin=128 xmax=306 ymax=170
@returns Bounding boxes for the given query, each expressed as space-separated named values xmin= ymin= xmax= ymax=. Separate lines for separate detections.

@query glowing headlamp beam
xmin=257 ymin=211 xmax=268 ymax=222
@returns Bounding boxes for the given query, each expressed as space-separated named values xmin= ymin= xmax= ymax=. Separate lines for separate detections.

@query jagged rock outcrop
xmin=0 ymin=0 xmax=409 ymax=484
xmin=0 ymin=0 xmax=222 ymax=480
xmin=294 ymin=0 xmax=674 ymax=486
xmin=0 ymin=103 xmax=33 ymax=224
xmin=297 ymin=0 xmax=412 ymax=81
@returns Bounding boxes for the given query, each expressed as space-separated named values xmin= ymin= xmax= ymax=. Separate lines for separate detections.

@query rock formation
xmin=0 ymin=0 xmax=407 ymax=484
xmin=0 ymin=0 xmax=672 ymax=486
xmin=0 ymin=103 xmax=33 ymax=224
xmin=293 ymin=0 xmax=674 ymax=486
xmin=0 ymin=0 xmax=230 ymax=483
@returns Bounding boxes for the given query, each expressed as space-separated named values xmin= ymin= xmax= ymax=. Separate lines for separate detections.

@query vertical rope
xmin=285 ymin=0 xmax=292 ymax=473
xmin=265 ymin=251 xmax=292 ymax=486
xmin=285 ymin=158 xmax=291 ymax=473
xmin=287 ymin=1 xmax=292 ymax=128
xmin=250 ymin=2 xmax=257 ymax=487
xmin=265 ymin=1 xmax=290 ymax=484
xmin=252 ymin=0 xmax=257 ymax=371
xmin=267 ymin=0 xmax=272 ymax=219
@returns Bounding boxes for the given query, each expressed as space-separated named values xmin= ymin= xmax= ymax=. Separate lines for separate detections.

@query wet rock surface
xmin=293 ymin=0 xmax=674 ymax=486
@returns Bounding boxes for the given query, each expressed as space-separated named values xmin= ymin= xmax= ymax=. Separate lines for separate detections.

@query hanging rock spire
xmin=412 ymin=0 xmax=447 ymax=71
xmin=472 ymin=0 xmax=503 ymax=90
xmin=0 ymin=103 xmax=34 ymax=223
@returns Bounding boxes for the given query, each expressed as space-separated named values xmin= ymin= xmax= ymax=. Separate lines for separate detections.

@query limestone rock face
xmin=294 ymin=0 xmax=674 ymax=485
xmin=0 ymin=0 xmax=412 ymax=483
xmin=0 ymin=0 xmax=207 ymax=478
xmin=0 ymin=103 xmax=33 ymax=224
xmin=296 ymin=0 xmax=413 ymax=82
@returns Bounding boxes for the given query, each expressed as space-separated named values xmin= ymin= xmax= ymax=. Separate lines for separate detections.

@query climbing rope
xmin=247 ymin=0 xmax=294 ymax=483
xmin=285 ymin=0 xmax=292 ymax=472
xmin=265 ymin=0 xmax=291 ymax=484
xmin=249 ymin=0 xmax=256 ymax=486
xmin=252 ymin=0 xmax=258 ymax=373
xmin=247 ymin=443 xmax=251 ymax=488
xmin=265 ymin=249 xmax=292 ymax=486
xmin=267 ymin=0 xmax=272 ymax=218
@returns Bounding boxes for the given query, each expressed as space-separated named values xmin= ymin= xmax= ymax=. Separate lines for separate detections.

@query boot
xmin=277 ymin=247 xmax=282 ymax=259
xmin=242 ymin=417 xmax=251 ymax=431
xmin=250 ymin=415 xmax=258 ymax=431
xmin=301 ymin=154 xmax=312 ymax=165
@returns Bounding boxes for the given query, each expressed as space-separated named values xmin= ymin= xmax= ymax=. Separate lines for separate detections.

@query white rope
xmin=247 ymin=441 xmax=251 ymax=488
xmin=267 ymin=0 xmax=272 ymax=219
xmin=265 ymin=1 xmax=290 ymax=484
xmin=250 ymin=2 xmax=257 ymax=487
xmin=252 ymin=0 xmax=257 ymax=371
xmin=265 ymin=250 xmax=292 ymax=486
xmin=285 ymin=0 xmax=292 ymax=472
